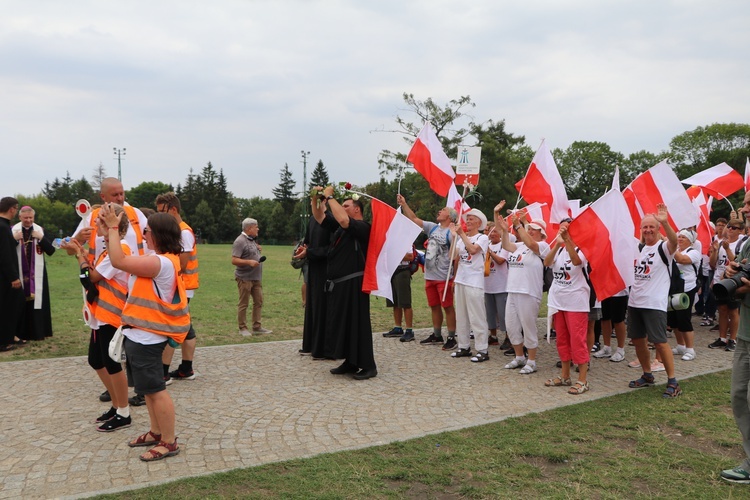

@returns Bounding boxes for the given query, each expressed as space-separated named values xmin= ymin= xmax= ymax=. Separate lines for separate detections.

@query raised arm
xmin=396 ymin=194 xmax=423 ymax=226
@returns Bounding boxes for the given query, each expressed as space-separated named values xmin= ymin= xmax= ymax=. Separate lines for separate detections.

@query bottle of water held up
xmin=52 ymin=236 xmax=72 ymax=249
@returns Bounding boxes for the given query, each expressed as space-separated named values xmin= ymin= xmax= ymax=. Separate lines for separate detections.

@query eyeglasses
xmin=143 ymin=227 xmax=150 ymax=236
xmin=728 ymin=226 xmax=741 ymax=230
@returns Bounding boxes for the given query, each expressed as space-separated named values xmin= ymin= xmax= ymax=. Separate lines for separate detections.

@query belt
xmin=324 ymin=271 xmax=364 ymax=292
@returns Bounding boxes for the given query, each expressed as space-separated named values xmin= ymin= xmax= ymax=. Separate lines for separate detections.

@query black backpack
xmin=639 ymin=242 xmax=683 ymax=295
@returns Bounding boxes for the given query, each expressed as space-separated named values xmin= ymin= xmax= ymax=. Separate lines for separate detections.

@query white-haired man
xmin=232 ymin=218 xmax=271 ymax=336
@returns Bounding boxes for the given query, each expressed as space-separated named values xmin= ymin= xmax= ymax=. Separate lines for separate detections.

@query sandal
xmin=545 ymin=376 xmax=572 ymax=387
xmin=628 ymin=373 xmax=655 ymax=389
xmin=663 ymin=382 xmax=682 ymax=398
xmin=470 ymin=352 xmax=489 ymax=363
xmin=568 ymin=381 xmax=589 ymax=395
xmin=139 ymin=439 xmax=180 ymax=462
xmin=451 ymin=348 xmax=472 ymax=358
xmin=128 ymin=430 xmax=162 ymax=448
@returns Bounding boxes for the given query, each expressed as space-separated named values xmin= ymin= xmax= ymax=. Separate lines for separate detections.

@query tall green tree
xmin=126 ymin=181 xmax=174 ymax=210
xmin=554 ymin=141 xmax=625 ymax=205
xmin=191 ymin=200 xmax=217 ymax=243
xmin=272 ymin=163 xmax=297 ymax=211
xmin=669 ymin=123 xmax=750 ymax=179
xmin=309 ymin=160 xmax=330 ymax=191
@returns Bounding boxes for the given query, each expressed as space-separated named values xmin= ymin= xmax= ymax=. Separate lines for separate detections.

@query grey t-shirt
xmin=422 ymin=221 xmax=452 ymax=281
xmin=232 ymin=233 xmax=262 ymax=281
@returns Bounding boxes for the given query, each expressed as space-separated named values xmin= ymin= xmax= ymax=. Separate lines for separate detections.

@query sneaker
xmin=488 ymin=336 xmax=499 ymax=345
xmin=420 ymin=334 xmax=444 ymax=345
xmin=726 ymin=339 xmax=737 ymax=352
xmin=699 ymin=318 xmax=714 ymax=327
xmin=383 ymin=327 xmax=403 ymax=338
xmin=239 ymin=329 xmax=253 ymax=337
xmin=593 ymin=346 xmax=611 ymax=359
xmin=97 ymin=414 xmax=132 ymax=432
xmin=671 ymin=345 xmax=686 ymax=355
xmin=128 ymin=394 xmax=146 ymax=407
xmin=95 ymin=406 xmax=117 ymax=423
xmin=721 ymin=466 xmax=750 ymax=483
xmin=628 ymin=359 xmax=641 ymax=368
xmin=548 ymin=329 xmax=556 ymax=339
xmin=399 ymin=331 xmax=415 ymax=342
xmin=164 ymin=376 xmax=173 ymax=386
xmin=651 ymin=360 xmax=665 ymax=372
xmin=252 ymin=327 xmax=273 ymax=334
xmin=610 ymin=349 xmax=626 ymax=363
xmin=708 ymin=338 xmax=728 ymax=349
xmin=499 ymin=338 xmax=512 ymax=350
xmin=504 ymin=358 xmax=526 ymax=369
xmin=591 ymin=342 xmax=601 ymax=353
xmin=99 ymin=390 xmax=111 ymax=402
xmin=503 ymin=346 xmax=516 ymax=356
xmin=442 ymin=337 xmax=457 ymax=351
xmin=169 ymin=369 xmax=196 ymax=381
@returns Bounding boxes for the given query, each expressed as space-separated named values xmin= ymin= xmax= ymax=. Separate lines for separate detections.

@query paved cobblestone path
xmin=0 ymin=323 xmax=732 ymax=499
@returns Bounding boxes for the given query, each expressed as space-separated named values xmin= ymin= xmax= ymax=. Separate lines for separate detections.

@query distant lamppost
xmin=113 ymin=147 xmax=126 ymax=181
xmin=300 ymin=150 xmax=310 ymax=238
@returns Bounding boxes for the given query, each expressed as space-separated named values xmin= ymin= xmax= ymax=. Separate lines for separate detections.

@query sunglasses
xmin=728 ymin=226 xmax=741 ymax=230
xmin=143 ymin=227 xmax=150 ymax=236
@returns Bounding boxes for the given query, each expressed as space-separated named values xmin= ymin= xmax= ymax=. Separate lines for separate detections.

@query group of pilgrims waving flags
xmin=365 ymin=122 xmax=749 ymax=306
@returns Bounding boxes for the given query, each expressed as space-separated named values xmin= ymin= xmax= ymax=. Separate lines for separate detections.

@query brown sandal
xmin=568 ymin=381 xmax=590 ymax=395
xmin=544 ymin=376 xmax=572 ymax=387
xmin=140 ymin=439 xmax=180 ymax=462
xmin=128 ymin=430 xmax=162 ymax=448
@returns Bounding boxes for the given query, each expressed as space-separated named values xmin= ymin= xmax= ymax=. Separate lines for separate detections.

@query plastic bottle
xmin=52 ymin=236 xmax=72 ymax=249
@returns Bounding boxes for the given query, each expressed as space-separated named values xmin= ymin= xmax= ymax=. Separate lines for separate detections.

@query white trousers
xmin=455 ymin=283 xmax=488 ymax=352
xmin=505 ymin=292 xmax=542 ymax=349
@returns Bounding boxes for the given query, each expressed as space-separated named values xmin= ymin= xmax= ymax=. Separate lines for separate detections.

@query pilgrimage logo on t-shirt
xmin=553 ymin=259 xmax=573 ymax=286
xmin=507 ymin=251 xmax=526 ymax=269
xmin=634 ymin=253 xmax=654 ymax=281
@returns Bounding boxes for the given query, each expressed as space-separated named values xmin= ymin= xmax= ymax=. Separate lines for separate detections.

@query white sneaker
xmin=610 ymin=349 xmax=626 ymax=363
xmin=682 ymin=350 xmax=696 ymax=361
xmin=672 ymin=345 xmax=686 ymax=355
xmin=239 ymin=329 xmax=253 ymax=337
xmin=651 ymin=360 xmax=665 ymax=372
xmin=519 ymin=362 xmax=537 ymax=374
xmin=504 ymin=358 xmax=526 ymax=369
xmin=593 ymin=346 xmax=611 ymax=358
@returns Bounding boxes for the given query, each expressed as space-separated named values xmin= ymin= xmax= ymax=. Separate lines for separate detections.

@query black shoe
xmin=383 ymin=327 xmax=403 ymax=338
xmin=99 ymin=390 xmax=112 ymax=402
xmin=726 ymin=339 xmax=737 ymax=352
xmin=556 ymin=360 xmax=562 ymax=368
xmin=0 ymin=344 xmax=16 ymax=352
xmin=710 ymin=324 xmax=720 ymax=331
xmin=708 ymin=338 xmax=728 ymax=349
xmin=95 ymin=406 xmax=117 ymax=423
xmin=97 ymin=414 xmax=132 ymax=432
xmin=441 ymin=337 xmax=457 ymax=350
xmin=353 ymin=368 xmax=377 ymax=380
xmin=168 ymin=368 xmax=196 ymax=381
xmin=488 ymin=336 xmax=499 ymax=345
xmin=499 ymin=338 xmax=512 ymax=350
xmin=549 ymin=329 xmax=557 ymax=339
xmin=399 ymin=331 xmax=415 ymax=342
xmin=128 ymin=394 xmax=146 ymax=407
xmin=420 ymin=334 xmax=444 ymax=345
xmin=504 ymin=346 xmax=516 ymax=356
xmin=330 ymin=362 xmax=358 ymax=375
xmin=299 ymin=350 xmax=312 ymax=356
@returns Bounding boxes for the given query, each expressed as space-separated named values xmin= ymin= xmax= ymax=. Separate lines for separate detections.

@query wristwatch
xmin=326 ymin=195 xmax=334 ymax=200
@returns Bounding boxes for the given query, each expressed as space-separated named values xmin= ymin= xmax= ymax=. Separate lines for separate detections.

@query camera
xmin=713 ymin=262 xmax=750 ymax=301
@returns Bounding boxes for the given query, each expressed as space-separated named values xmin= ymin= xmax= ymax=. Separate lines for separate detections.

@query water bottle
xmin=52 ymin=236 xmax=71 ymax=249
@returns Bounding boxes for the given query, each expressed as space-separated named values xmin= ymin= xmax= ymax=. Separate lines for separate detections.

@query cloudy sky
xmin=2 ymin=0 xmax=748 ymax=200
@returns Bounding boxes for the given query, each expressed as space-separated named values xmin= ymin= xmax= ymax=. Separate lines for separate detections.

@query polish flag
xmin=407 ymin=122 xmax=455 ymax=197
xmin=612 ymin=166 xmax=620 ymax=192
xmin=514 ymin=139 xmax=570 ymax=223
xmin=623 ymin=160 xmax=699 ymax=234
xmin=446 ymin=183 xmax=470 ymax=231
xmin=568 ymin=189 xmax=636 ymax=301
xmin=745 ymin=157 xmax=750 ymax=192
xmin=691 ymin=190 xmax=713 ymax=255
xmin=681 ymin=162 xmax=743 ymax=200
xmin=362 ymin=198 xmax=423 ymax=302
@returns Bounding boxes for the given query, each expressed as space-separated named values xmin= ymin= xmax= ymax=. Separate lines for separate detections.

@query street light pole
xmin=300 ymin=150 xmax=310 ymax=239
xmin=113 ymin=147 xmax=126 ymax=181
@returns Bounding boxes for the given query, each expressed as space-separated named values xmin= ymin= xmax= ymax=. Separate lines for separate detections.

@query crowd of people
xmin=5 ymin=181 xmax=750 ymax=477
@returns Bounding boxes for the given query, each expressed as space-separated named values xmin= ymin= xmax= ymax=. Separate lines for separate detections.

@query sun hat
xmin=462 ymin=208 xmax=487 ymax=231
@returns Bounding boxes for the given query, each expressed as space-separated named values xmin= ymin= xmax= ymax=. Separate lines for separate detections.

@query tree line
xmin=11 ymin=93 xmax=750 ymax=243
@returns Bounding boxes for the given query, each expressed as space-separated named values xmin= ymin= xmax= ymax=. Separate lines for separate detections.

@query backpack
xmin=290 ymin=241 xmax=306 ymax=270
xmin=407 ymin=245 xmax=420 ymax=275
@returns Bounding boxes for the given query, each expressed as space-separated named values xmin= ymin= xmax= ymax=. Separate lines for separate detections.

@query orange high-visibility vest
xmin=89 ymin=243 xmax=130 ymax=327
xmin=121 ymin=253 xmax=190 ymax=343
xmin=87 ymin=205 xmax=144 ymax=264
xmin=179 ymin=221 xmax=199 ymax=290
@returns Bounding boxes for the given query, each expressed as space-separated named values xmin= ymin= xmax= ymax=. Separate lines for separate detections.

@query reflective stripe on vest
xmin=121 ymin=253 xmax=190 ymax=342
xmin=89 ymin=244 xmax=130 ymax=327
xmin=87 ymin=205 xmax=145 ymax=264
xmin=179 ymin=221 xmax=199 ymax=290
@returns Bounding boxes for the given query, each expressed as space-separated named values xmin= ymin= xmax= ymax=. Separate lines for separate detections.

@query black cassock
xmin=0 ymin=216 xmax=24 ymax=346
xmin=320 ymin=214 xmax=376 ymax=371
xmin=301 ymin=218 xmax=332 ymax=357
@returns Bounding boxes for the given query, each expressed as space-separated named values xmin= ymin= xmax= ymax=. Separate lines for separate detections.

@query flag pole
xmin=716 ymin=191 xmax=735 ymax=212
xmin=441 ymin=181 xmax=469 ymax=302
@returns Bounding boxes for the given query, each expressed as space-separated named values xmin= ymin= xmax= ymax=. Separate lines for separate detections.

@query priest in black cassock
xmin=0 ymin=197 xmax=24 ymax=351
xmin=311 ymin=185 xmax=377 ymax=380
xmin=13 ymin=206 xmax=55 ymax=341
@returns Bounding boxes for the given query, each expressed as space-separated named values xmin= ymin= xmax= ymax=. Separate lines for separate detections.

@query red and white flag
xmin=568 ymin=189 xmax=636 ymax=301
xmin=447 ymin=183 xmax=471 ymax=214
xmin=612 ymin=166 xmax=620 ymax=192
xmin=407 ymin=122 xmax=455 ymax=197
xmin=745 ymin=157 xmax=750 ymax=192
xmin=623 ymin=160 xmax=699 ymax=235
xmin=362 ymin=198 xmax=423 ymax=302
xmin=681 ymin=162 xmax=743 ymax=200
xmin=514 ymin=139 xmax=570 ymax=223
xmin=691 ymin=190 xmax=713 ymax=255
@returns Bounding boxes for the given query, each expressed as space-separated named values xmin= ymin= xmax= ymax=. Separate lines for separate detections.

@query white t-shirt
xmin=74 ymin=203 xmax=149 ymax=261
xmin=505 ymin=240 xmax=551 ymax=300
xmin=90 ymin=240 xmax=131 ymax=329
xmin=484 ymin=242 xmax=509 ymax=294
xmin=454 ymin=233 xmax=489 ymax=290
xmin=712 ymin=243 xmax=732 ymax=285
xmin=630 ymin=240 xmax=675 ymax=311
xmin=547 ymin=247 xmax=590 ymax=313
xmin=181 ymin=227 xmax=196 ymax=299
xmin=677 ymin=246 xmax=701 ymax=292
xmin=123 ymin=254 xmax=177 ymax=345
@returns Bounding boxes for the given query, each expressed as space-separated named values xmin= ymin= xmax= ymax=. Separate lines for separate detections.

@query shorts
xmin=87 ymin=324 xmax=123 ymax=374
xmin=386 ymin=267 xmax=412 ymax=308
xmin=425 ymin=278 xmax=454 ymax=308
xmin=185 ymin=297 xmax=197 ymax=340
xmin=124 ymin=337 xmax=168 ymax=395
xmin=627 ymin=307 xmax=668 ymax=344
xmin=601 ymin=295 xmax=628 ymax=323
xmin=667 ymin=288 xmax=696 ymax=332
xmin=588 ymin=307 xmax=602 ymax=321
xmin=717 ymin=297 xmax=741 ymax=310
